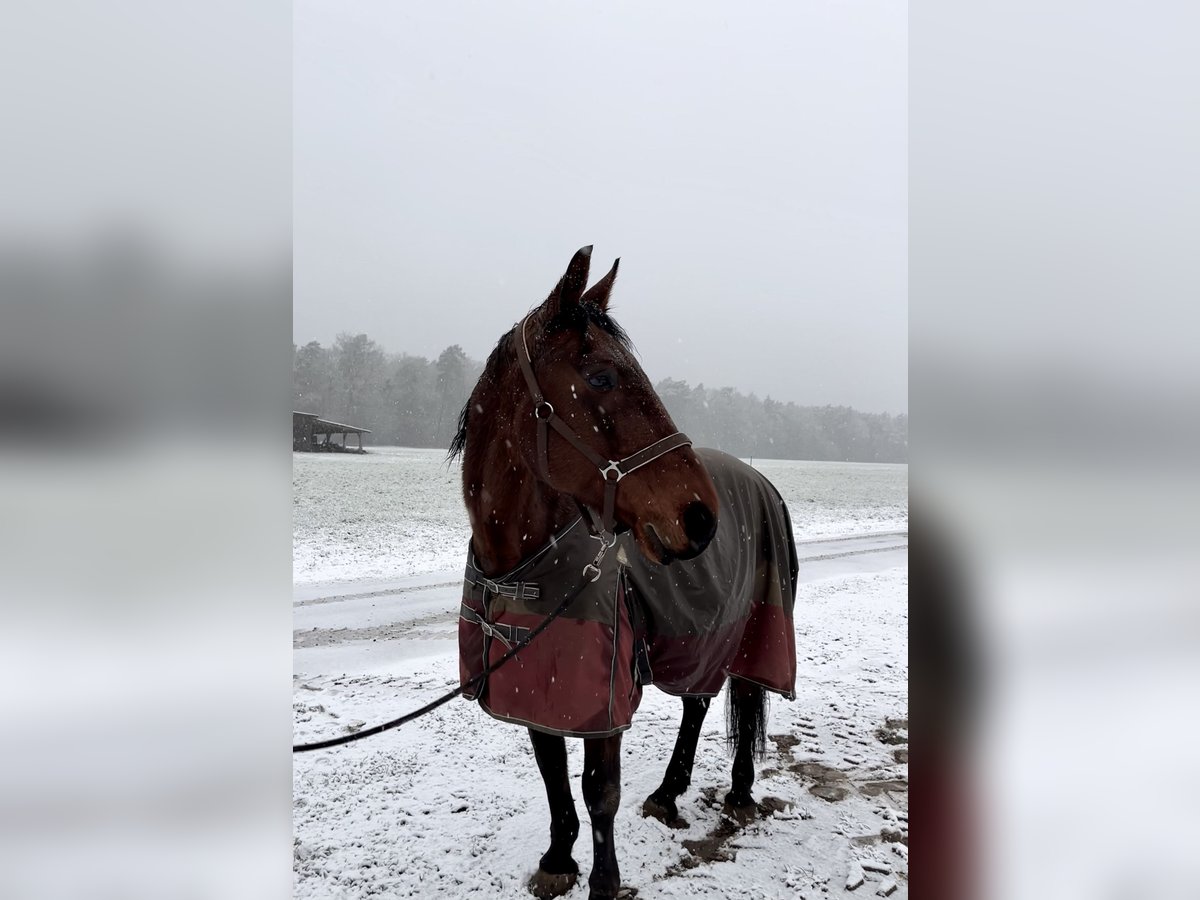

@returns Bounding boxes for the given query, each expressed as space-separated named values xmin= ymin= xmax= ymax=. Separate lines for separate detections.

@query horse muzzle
xmin=635 ymin=498 xmax=718 ymax=565
xmin=680 ymin=499 xmax=718 ymax=557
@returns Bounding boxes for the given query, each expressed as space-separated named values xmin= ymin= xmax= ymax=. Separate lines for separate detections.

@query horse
xmin=450 ymin=246 xmax=799 ymax=900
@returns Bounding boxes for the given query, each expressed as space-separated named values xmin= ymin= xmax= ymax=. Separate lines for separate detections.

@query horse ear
xmin=545 ymin=245 xmax=592 ymax=315
xmin=580 ymin=258 xmax=619 ymax=311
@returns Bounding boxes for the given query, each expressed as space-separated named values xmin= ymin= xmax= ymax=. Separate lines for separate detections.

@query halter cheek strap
xmin=515 ymin=313 xmax=693 ymax=534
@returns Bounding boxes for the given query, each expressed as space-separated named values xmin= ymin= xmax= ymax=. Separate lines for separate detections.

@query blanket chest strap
xmin=459 ymin=603 xmax=532 ymax=650
xmin=468 ymin=576 xmax=540 ymax=601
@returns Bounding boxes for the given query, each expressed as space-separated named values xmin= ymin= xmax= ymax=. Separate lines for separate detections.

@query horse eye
xmin=586 ymin=370 xmax=617 ymax=391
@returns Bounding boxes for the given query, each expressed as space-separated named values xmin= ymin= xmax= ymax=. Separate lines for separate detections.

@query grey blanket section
xmin=624 ymin=448 xmax=799 ymax=640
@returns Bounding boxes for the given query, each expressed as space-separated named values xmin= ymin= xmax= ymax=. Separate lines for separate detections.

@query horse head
xmin=456 ymin=246 xmax=720 ymax=568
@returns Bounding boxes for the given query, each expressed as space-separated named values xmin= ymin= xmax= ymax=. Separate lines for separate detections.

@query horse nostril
xmin=682 ymin=501 xmax=717 ymax=553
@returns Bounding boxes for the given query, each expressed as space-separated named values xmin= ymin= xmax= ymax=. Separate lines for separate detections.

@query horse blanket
xmin=458 ymin=449 xmax=798 ymax=738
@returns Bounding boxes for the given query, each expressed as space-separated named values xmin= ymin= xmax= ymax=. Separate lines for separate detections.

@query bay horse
xmin=451 ymin=247 xmax=798 ymax=899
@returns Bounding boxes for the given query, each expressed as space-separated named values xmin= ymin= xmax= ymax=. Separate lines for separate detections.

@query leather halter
xmin=515 ymin=312 xmax=693 ymax=535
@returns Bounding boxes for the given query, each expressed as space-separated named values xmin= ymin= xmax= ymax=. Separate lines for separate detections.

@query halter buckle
xmin=599 ymin=461 xmax=625 ymax=482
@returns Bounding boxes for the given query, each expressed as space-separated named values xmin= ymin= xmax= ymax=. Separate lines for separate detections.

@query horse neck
xmin=462 ymin=410 xmax=578 ymax=578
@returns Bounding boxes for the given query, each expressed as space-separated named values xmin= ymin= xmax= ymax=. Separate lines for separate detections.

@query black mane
xmin=446 ymin=303 xmax=632 ymax=462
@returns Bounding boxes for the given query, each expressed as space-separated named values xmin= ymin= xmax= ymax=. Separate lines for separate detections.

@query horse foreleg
xmin=642 ymin=696 xmax=711 ymax=825
xmin=725 ymin=678 xmax=767 ymax=822
xmin=582 ymin=733 xmax=623 ymax=900
xmin=528 ymin=729 xmax=580 ymax=899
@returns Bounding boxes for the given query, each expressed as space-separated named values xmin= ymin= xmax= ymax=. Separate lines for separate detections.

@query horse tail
xmin=726 ymin=678 xmax=769 ymax=761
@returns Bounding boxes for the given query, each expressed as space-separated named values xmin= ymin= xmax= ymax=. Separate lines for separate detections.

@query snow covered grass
xmin=752 ymin=457 xmax=908 ymax=539
xmin=293 ymin=448 xmax=907 ymax=585
xmin=293 ymin=448 xmax=468 ymax=584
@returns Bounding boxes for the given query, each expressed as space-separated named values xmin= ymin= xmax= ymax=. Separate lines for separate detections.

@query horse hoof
xmin=529 ymin=869 xmax=577 ymax=899
xmin=642 ymin=796 xmax=687 ymax=829
xmin=641 ymin=794 xmax=674 ymax=822
xmin=722 ymin=792 xmax=758 ymax=825
xmin=588 ymin=888 xmax=638 ymax=900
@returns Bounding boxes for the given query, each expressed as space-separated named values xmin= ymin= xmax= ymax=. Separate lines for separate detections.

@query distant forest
xmin=294 ymin=334 xmax=908 ymax=463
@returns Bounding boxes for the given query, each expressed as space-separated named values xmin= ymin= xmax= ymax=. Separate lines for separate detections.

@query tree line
xmin=294 ymin=334 xmax=907 ymax=463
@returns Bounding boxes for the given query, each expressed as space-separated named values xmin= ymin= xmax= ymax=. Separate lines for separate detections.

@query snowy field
xmin=294 ymin=448 xmax=908 ymax=898
xmin=293 ymin=447 xmax=908 ymax=586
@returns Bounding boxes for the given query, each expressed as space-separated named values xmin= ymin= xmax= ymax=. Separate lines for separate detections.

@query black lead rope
xmin=292 ymin=567 xmax=596 ymax=754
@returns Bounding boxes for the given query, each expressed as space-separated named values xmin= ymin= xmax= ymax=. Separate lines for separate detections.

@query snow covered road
xmin=293 ymin=531 xmax=906 ymax=669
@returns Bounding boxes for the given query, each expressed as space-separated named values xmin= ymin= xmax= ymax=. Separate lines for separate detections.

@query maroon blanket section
xmin=460 ymin=579 xmax=640 ymax=737
xmin=646 ymin=603 xmax=796 ymax=697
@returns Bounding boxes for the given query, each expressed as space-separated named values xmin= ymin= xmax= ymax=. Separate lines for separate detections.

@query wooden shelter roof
xmin=293 ymin=411 xmax=372 ymax=435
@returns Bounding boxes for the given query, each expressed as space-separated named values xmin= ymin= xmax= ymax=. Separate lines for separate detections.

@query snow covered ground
xmin=294 ymin=449 xmax=908 ymax=898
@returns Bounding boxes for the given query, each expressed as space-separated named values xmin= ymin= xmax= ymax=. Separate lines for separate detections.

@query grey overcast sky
xmin=295 ymin=1 xmax=906 ymax=414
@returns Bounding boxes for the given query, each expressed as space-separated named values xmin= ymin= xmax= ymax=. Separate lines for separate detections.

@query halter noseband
xmin=515 ymin=313 xmax=693 ymax=535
